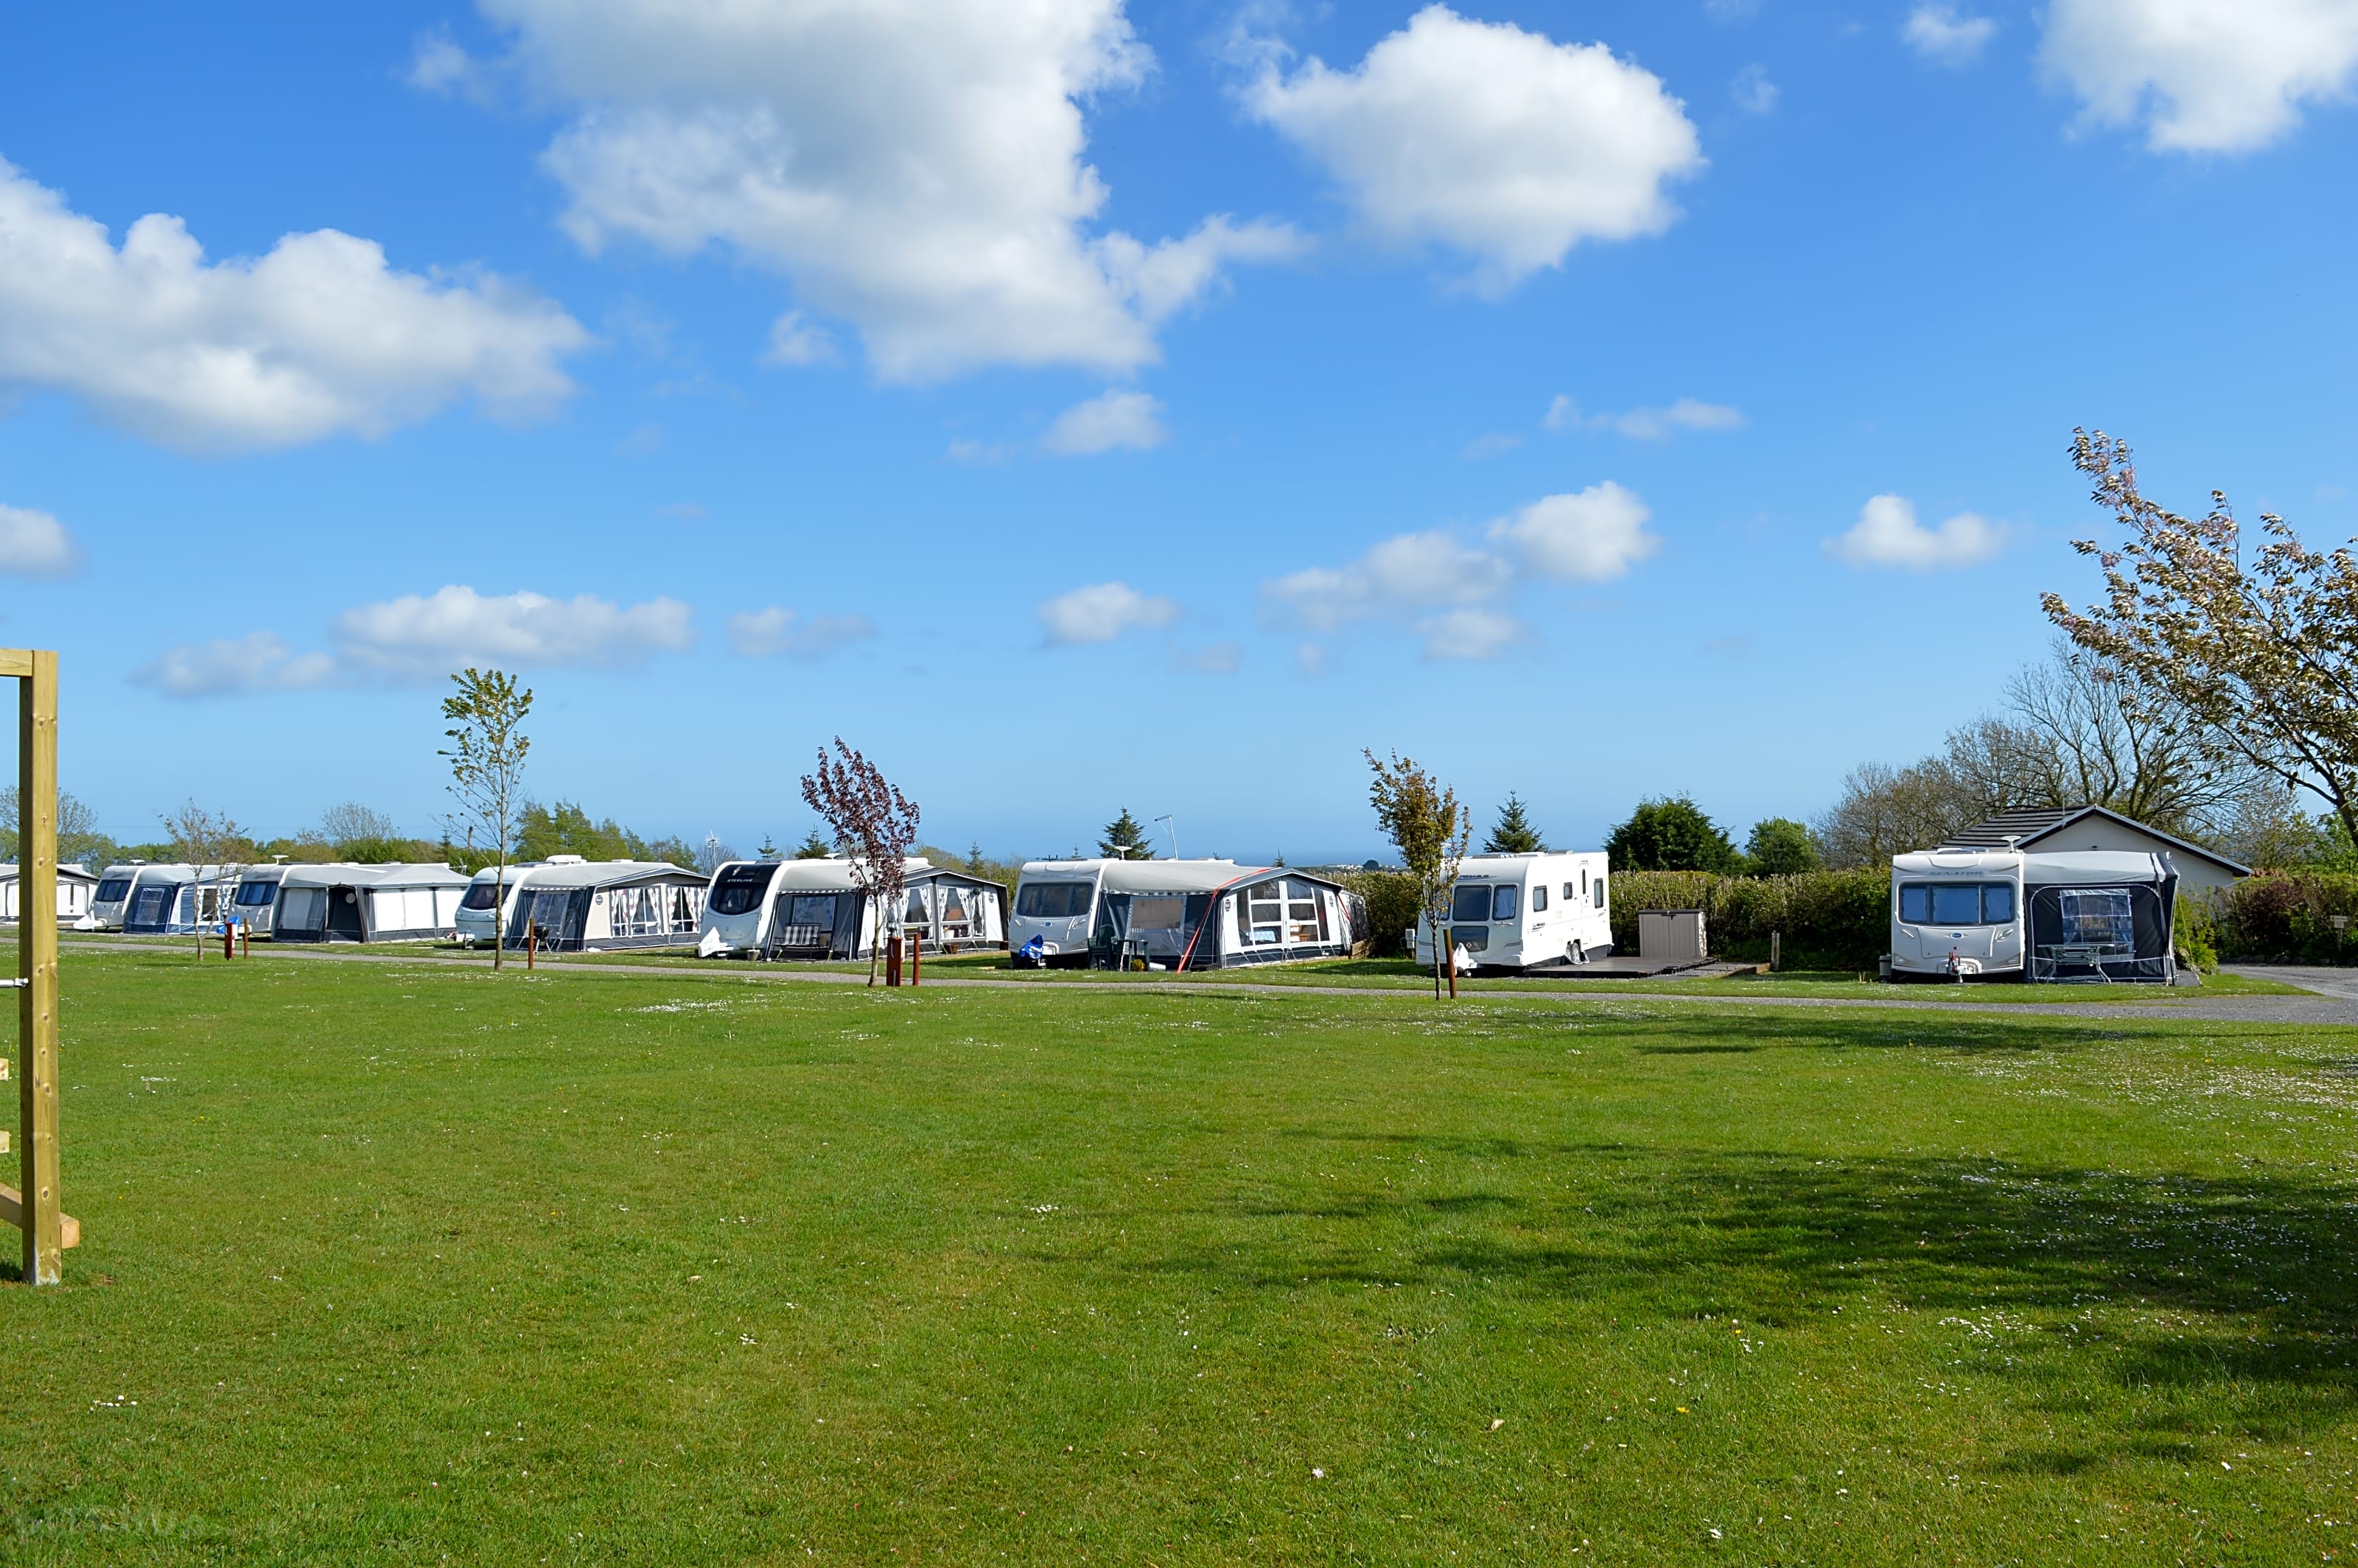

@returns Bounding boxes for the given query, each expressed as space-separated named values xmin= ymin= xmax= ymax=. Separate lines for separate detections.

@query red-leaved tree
xmin=800 ymin=739 xmax=920 ymax=986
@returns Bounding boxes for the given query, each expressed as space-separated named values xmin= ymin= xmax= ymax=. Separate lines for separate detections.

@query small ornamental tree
xmin=440 ymin=667 xmax=532 ymax=971
xmin=1364 ymin=749 xmax=1471 ymax=1000
xmin=2042 ymin=428 xmax=2358 ymax=847
xmin=801 ymin=739 xmax=920 ymax=986
xmin=159 ymin=799 xmax=245 ymax=961
xmin=1099 ymin=807 xmax=1156 ymax=859
xmin=1483 ymin=793 xmax=1545 ymax=854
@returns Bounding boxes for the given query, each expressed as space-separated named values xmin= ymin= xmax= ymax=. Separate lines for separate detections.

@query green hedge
xmin=1609 ymin=868 xmax=1891 ymax=970
xmin=2209 ymin=872 xmax=2358 ymax=965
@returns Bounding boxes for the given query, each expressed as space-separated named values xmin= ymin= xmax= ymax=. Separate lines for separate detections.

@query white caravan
xmin=452 ymin=860 xmax=550 ymax=947
xmin=228 ymin=864 xmax=292 ymax=934
xmin=0 ymin=863 xmax=97 ymax=927
xmin=90 ymin=864 xmax=143 ymax=931
xmin=1010 ymin=858 xmax=1365 ymax=970
xmin=115 ymin=864 xmax=241 ymax=935
xmin=1889 ymin=849 xmax=2180 ymax=982
xmin=1412 ymin=851 xmax=1614 ymax=971
xmin=696 ymin=858 xmax=1007 ymax=959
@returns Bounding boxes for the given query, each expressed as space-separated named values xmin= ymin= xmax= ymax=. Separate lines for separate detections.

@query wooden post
xmin=17 ymin=650 xmax=63 ymax=1285
xmin=1446 ymin=939 xmax=1458 ymax=1000
xmin=909 ymin=934 xmax=920 ymax=987
xmin=1770 ymin=930 xmax=1782 ymax=973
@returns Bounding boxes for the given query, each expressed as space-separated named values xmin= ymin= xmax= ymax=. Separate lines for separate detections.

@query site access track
xmin=60 ymin=937 xmax=2358 ymax=1027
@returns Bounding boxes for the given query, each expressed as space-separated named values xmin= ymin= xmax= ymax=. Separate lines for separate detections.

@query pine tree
xmin=758 ymin=833 xmax=780 ymax=861
xmin=1484 ymin=792 xmax=1545 ymax=853
xmin=1098 ymin=808 xmax=1156 ymax=859
xmin=793 ymin=827 xmax=833 ymax=859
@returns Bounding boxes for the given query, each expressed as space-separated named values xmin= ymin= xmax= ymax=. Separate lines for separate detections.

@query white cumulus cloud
xmin=486 ymin=0 xmax=1299 ymax=380
xmin=0 ymin=156 xmax=588 ymax=452
xmin=330 ymin=585 xmax=694 ymax=679
xmin=1904 ymin=6 xmax=1998 ymax=67
xmin=1038 ymin=581 xmax=1180 ymax=645
xmin=1264 ymin=485 xmax=1655 ymax=660
xmin=0 ymin=504 xmax=81 ymax=578
xmin=1544 ymin=395 xmax=1743 ymax=439
xmin=1488 ymin=483 xmax=1659 ymax=581
xmin=2042 ymin=0 xmax=2358 ymax=152
xmin=136 ymin=586 xmax=698 ymax=696
xmin=1827 ymin=494 xmax=2006 ymax=570
xmin=131 ymin=633 xmax=336 ymax=699
xmin=1043 ymin=389 xmax=1169 ymax=455
xmin=726 ymin=606 xmax=875 ymax=659
xmin=1244 ymin=4 xmax=1703 ymax=292
xmin=763 ymin=310 xmax=838 ymax=367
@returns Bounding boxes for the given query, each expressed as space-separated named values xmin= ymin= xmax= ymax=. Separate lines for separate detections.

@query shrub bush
xmin=2173 ymin=892 xmax=2219 ymax=973
xmin=1344 ymin=870 xmax=1422 ymax=959
xmin=1609 ymin=868 xmax=1889 ymax=970
xmin=2211 ymin=872 xmax=2358 ymax=964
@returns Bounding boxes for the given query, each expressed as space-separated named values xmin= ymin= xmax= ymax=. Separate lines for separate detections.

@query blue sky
xmin=1 ymin=1 xmax=2353 ymax=863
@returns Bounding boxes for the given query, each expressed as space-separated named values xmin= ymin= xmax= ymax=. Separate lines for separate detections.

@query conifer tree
xmin=1483 ymin=793 xmax=1545 ymax=853
xmin=1098 ymin=808 xmax=1156 ymax=859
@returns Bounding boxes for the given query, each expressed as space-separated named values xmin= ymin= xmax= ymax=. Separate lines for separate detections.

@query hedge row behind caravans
xmin=1346 ymin=866 xmax=1892 ymax=970
xmin=1606 ymin=868 xmax=1891 ymax=970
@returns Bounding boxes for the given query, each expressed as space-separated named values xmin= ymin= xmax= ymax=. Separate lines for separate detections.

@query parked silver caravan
xmin=117 ymin=864 xmax=240 ymax=935
xmin=228 ymin=864 xmax=293 ymax=936
xmin=90 ymin=864 xmax=141 ymax=930
xmin=272 ymin=863 xmax=472 ymax=943
xmin=696 ymin=858 xmax=1007 ymax=959
xmin=453 ymin=860 xmax=550 ymax=947
xmin=0 ymin=863 xmax=97 ymax=927
xmin=1412 ymin=851 xmax=1614 ymax=971
xmin=1889 ymin=849 xmax=2180 ymax=982
xmin=503 ymin=860 xmax=707 ymax=952
xmin=1010 ymin=858 xmax=1366 ymax=970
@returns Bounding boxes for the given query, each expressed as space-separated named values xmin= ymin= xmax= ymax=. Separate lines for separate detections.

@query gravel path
xmin=60 ymin=939 xmax=2358 ymax=1028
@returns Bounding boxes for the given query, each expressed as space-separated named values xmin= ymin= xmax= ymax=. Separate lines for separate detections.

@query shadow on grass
xmin=1125 ymin=1141 xmax=2358 ymax=1410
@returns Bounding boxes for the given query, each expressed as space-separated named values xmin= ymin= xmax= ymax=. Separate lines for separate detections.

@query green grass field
xmin=5 ymin=949 xmax=2355 ymax=1564
xmin=78 ymin=935 xmax=2306 ymax=1004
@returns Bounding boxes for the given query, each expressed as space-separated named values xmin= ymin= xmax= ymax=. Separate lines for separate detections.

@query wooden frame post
xmin=8 ymin=649 xmax=63 ymax=1284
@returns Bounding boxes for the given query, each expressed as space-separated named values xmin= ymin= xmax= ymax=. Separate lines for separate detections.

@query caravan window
xmin=1593 ymin=875 xmax=1606 ymax=910
xmin=1491 ymin=885 xmax=1519 ymax=921
xmin=461 ymin=881 xmax=503 ymax=910
xmin=787 ymin=894 xmax=837 ymax=928
xmin=1286 ymin=879 xmax=1327 ymax=943
xmin=1238 ymin=883 xmax=1285 ymax=945
xmin=1131 ymin=895 xmax=1185 ymax=931
xmin=2057 ymin=888 xmax=2135 ymax=946
xmin=1898 ymin=883 xmax=2015 ymax=925
xmin=96 ymin=878 xmax=131 ymax=903
xmin=1532 ymin=886 xmax=1547 ymax=912
xmin=1451 ymin=884 xmax=1491 ymax=923
xmin=1017 ymin=882 xmax=1092 ymax=918
xmin=233 ymin=880 xmax=277 ymax=907
xmin=708 ymin=864 xmax=773 ymax=915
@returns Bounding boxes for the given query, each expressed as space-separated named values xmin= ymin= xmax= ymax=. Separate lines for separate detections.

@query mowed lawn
xmin=5 ymin=954 xmax=2357 ymax=1564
